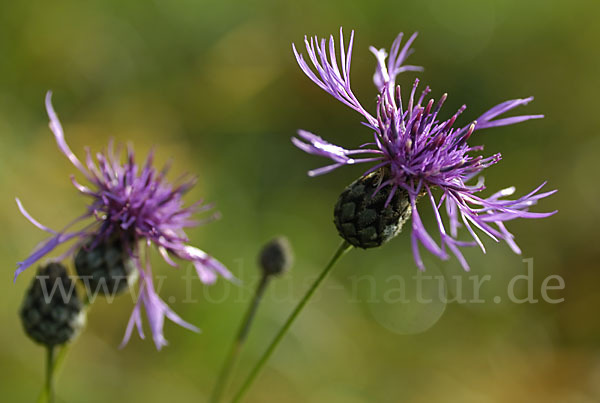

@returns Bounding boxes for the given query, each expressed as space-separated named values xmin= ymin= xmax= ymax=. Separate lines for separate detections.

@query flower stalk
xmin=212 ymin=237 xmax=293 ymax=402
xmin=231 ymin=241 xmax=351 ymax=403
xmin=43 ymin=346 xmax=55 ymax=403
xmin=36 ymin=291 xmax=93 ymax=403
xmin=210 ymin=274 xmax=270 ymax=403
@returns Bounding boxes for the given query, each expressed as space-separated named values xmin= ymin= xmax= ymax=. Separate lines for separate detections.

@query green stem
xmin=230 ymin=241 xmax=352 ymax=403
xmin=45 ymin=346 xmax=55 ymax=403
xmin=210 ymin=275 xmax=271 ymax=403
xmin=37 ymin=294 xmax=93 ymax=403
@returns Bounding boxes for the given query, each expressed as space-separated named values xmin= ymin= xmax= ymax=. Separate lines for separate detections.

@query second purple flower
xmin=16 ymin=92 xmax=233 ymax=349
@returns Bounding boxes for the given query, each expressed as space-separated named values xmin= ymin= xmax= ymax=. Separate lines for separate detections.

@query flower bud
xmin=258 ymin=237 xmax=293 ymax=277
xmin=334 ymin=169 xmax=412 ymax=248
xmin=20 ymin=263 xmax=86 ymax=346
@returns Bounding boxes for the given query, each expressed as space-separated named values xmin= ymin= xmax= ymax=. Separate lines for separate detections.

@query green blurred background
xmin=1 ymin=0 xmax=599 ymax=401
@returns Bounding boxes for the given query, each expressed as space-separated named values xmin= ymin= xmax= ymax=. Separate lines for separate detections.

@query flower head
xmin=16 ymin=92 xmax=233 ymax=349
xmin=293 ymin=28 xmax=556 ymax=270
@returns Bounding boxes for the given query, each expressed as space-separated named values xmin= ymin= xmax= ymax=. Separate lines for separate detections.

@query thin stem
xmin=37 ymin=295 xmax=93 ymax=403
xmin=210 ymin=274 xmax=271 ymax=403
xmin=231 ymin=241 xmax=352 ymax=403
xmin=45 ymin=346 xmax=55 ymax=403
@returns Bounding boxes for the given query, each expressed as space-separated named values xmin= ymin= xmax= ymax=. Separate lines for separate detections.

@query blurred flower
xmin=15 ymin=92 xmax=232 ymax=349
xmin=293 ymin=28 xmax=557 ymax=270
xmin=258 ymin=236 xmax=293 ymax=277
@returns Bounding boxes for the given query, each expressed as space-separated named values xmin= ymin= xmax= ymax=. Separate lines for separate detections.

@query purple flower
xmin=16 ymin=92 xmax=233 ymax=349
xmin=293 ymin=28 xmax=557 ymax=270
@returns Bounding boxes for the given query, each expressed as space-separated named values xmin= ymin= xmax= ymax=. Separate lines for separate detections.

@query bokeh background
xmin=1 ymin=0 xmax=599 ymax=402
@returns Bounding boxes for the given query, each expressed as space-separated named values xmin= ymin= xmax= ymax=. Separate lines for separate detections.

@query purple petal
xmin=138 ymin=270 xmax=199 ymax=350
xmin=175 ymin=245 xmax=234 ymax=283
xmin=15 ymin=233 xmax=79 ymax=281
xmin=292 ymin=29 xmax=376 ymax=125
xmin=16 ymin=198 xmax=58 ymax=234
xmin=475 ymin=97 xmax=544 ymax=130
xmin=371 ymin=32 xmax=422 ymax=90
xmin=45 ymin=91 xmax=90 ymax=177
xmin=476 ymin=114 xmax=544 ymax=130
xmin=120 ymin=302 xmax=144 ymax=349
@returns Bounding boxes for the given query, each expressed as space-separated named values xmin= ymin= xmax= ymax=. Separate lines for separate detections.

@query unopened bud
xmin=20 ymin=263 xmax=86 ymax=346
xmin=258 ymin=237 xmax=293 ymax=277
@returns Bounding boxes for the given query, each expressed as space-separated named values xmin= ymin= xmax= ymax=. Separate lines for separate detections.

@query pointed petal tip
xmin=228 ymin=276 xmax=242 ymax=286
xmin=291 ymin=42 xmax=300 ymax=56
xmin=14 ymin=261 xmax=27 ymax=282
xmin=290 ymin=137 xmax=303 ymax=148
xmin=45 ymin=91 xmax=57 ymax=120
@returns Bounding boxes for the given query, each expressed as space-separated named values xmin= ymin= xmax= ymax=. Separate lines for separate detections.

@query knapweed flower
xmin=293 ymin=29 xmax=556 ymax=270
xmin=15 ymin=92 xmax=233 ymax=349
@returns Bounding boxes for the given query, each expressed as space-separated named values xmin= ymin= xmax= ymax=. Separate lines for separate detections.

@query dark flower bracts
xmin=293 ymin=29 xmax=556 ymax=270
xmin=16 ymin=92 xmax=232 ymax=349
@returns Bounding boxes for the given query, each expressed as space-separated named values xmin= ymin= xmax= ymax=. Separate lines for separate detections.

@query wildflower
xmin=15 ymin=92 xmax=232 ymax=349
xmin=293 ymin=29 xmax=556 ymax=270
